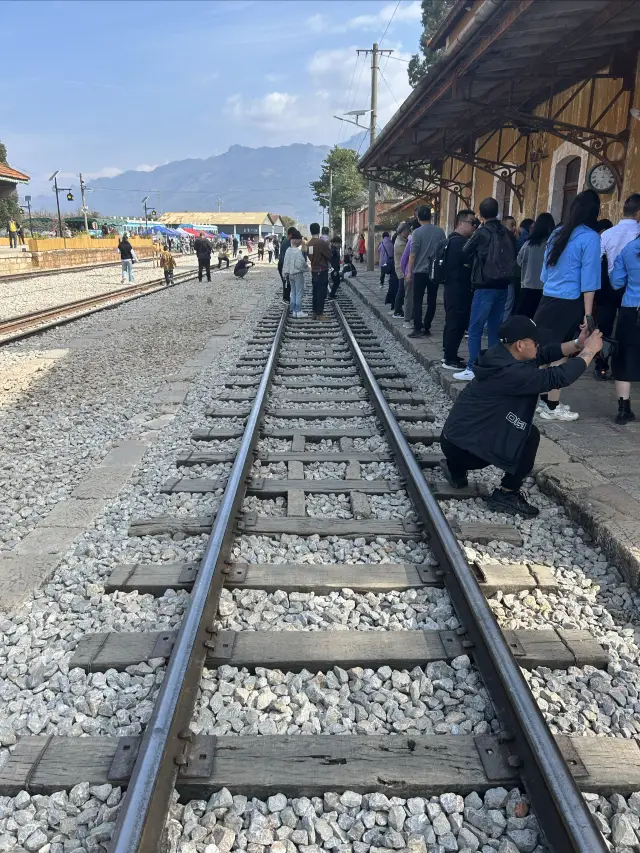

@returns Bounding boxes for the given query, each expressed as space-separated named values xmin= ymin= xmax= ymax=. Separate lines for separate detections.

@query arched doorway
xmin=560 ymin=157 xmax=581 ymax=223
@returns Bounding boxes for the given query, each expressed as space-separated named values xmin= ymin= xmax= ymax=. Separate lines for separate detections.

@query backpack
xmin=482 ymin=224 xmax=516 ymax=283
xmin=432 ymin=238 xmax=450 ymax=286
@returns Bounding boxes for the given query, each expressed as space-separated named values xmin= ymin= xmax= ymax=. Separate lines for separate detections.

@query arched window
xmin=560 ymin=157 xmax=581 ymax=224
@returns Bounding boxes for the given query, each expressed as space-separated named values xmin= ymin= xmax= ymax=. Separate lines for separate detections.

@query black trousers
xmin=258 ymin=248 xmax=264 ymax=259
xmin=268 ymin=251 xmax=273 ymax=263
xmin=330 ymin=269 xmax=341 ymax=298
xmin=312 ymin=269 xmax=329 ymax=315
xmin=394 ymin=278 xmax=405 ymax=315
xmin=385 ymin=265 xmax=398 ymax=306
xmin=413 ymin=272 xmax=438 ymax=332
xmin=218 ymin=258 xmax=229 ymax=268
xmin=515 ymin=288 xmax=542 ymax=320
xmin=163 ymin=269 xmax=173 ymax=284
xmin=198 ymin=258 xmax=211 ymax=281
xmin=441 ymin=425 xmax=540 ymax=492
xmin=442 ymin=282 xmax=472 ymax=362
xmin=594 ymin=296 xmax=621 ymax=370
xmin=232 ymin=247 xmax=238 ymax=257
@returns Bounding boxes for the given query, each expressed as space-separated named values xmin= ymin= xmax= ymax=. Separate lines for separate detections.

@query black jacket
xmin=443 ymin=232 xmax=472 ymax=290
xmin=118 ymin=239 xmax=133 ymax=260
xmin=442 ymin=343 xmax=586 ymax=472
xmin=462 ymin=219 xmax=513 ymax=289
xmin=278 ymin=238 xmax=290 ymax=273
xmin=194 ymin=237 xmax=212 ymax=259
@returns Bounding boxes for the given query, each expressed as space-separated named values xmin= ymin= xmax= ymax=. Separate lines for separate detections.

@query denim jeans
xmin=467 ymin=288 xmax=508 ymax=365
xmin=289 ymin=272 xmax=305 ymax=313
xmin=121 ymin=260 xmax=134 ymax=282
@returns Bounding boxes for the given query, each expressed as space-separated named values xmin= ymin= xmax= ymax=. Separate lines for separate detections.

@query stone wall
xmin=0 ymin=245 xmax=155 ymax=277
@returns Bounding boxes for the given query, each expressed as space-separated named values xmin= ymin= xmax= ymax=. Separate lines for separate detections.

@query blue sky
xmin=2 ymin=0 xmax=422 ymax=207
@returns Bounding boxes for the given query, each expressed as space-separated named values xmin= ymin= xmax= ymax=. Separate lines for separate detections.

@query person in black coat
xmin=440 ymin=209 xmax=475 ymax=370
xmin=194 ymin=232 xmax=212 ymax=281
xmin=440 ymin=315 xmax=603 ymax=517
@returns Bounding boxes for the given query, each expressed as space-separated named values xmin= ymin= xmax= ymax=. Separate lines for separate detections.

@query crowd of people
xmin=372 ymin=193 xmax=640 ymax=428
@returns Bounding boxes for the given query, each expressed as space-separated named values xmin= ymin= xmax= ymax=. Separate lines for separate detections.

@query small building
xmin=0 ymin=161 xmax=29 ymax=201
xmin=158 ymin=212 xmax=283 ymax=240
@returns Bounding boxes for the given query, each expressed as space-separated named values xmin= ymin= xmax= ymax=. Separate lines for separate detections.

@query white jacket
xmin=282 ymin=246 xmax=309 ymax=276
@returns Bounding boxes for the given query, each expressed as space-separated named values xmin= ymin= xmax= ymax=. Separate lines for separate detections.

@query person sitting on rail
xmin=159 ymin=244 xmax=176 ymax=284
xmin=439 ymin=315 xmax=603 ymax=517
xmin=234 ymin=252 xmax=255 ymax=279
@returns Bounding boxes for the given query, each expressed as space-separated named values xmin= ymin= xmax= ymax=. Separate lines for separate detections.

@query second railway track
xmin=1 ymin=289 xmax=638 ymax=853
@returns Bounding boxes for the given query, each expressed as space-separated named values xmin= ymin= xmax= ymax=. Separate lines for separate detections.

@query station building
xmin=0 ymin=161 xmax=29 ymax=202
xmin=359 ymin=0 xmax=640 ymax=230
xmin=157 ymin=212 xmax=283 ymax=240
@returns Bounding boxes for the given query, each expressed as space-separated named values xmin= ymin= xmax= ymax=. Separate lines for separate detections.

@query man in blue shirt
xmin=533 ymin=189 xmax=601 ymax=421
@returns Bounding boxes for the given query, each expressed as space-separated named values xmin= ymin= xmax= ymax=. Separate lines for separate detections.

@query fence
xmin=26 ymin=236 xmax=153 ymax=251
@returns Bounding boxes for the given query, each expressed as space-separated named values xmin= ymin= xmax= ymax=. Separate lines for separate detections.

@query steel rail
xmin=109 ymin=307 xmax=288 ymax=853
xmin=334 ymin=300 xmax=607 ymax=853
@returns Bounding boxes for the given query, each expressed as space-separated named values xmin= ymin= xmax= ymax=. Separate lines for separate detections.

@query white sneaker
xmin=298 ymin=311 xmax=308 ymax=317
xmin=453 ymin=367 xmax=475 ymax=381
xmin=402 ymin=322 xmax=412 ymax=328
xmin=539 ymin=404 xmax=579 ymax=421
xmin=536 ymin=400 xmax=550 ymax=415
xmin=442 ymin=360 xmax=465 ymax=371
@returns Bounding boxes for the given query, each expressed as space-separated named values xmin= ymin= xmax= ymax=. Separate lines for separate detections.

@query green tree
xmin=311 ymin=146 xmax=367 ymax=232
xmin=280 ymin=215 xmax=296 ymax=231
xmin=0 ymin=141 xmax=22 ymax=229
xmin=408 ymin=0 xmax=455 ymax=88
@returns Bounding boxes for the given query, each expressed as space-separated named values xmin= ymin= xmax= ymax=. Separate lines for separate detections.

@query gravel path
xmin=0 ymin=255 xmax=199 ymax=318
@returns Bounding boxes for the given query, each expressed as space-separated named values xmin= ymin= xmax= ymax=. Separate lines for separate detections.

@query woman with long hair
xmin=534 ymin=190 xmax=602 ymax=421
xmin=515 ymin=212 xmax=555 ymax=319
xmin=610 ymin=235 xmax=640 ymax=424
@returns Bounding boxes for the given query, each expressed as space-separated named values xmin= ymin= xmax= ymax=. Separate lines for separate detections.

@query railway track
xmin=1 ymin=292 xmax=637 ymax=853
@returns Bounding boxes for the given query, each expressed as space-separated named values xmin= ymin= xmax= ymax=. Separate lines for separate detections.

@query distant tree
xmin=311 ymin=146 xmax=367 ymax=232
xmin=408 ymin=0 xmax=455 ymax=88
xmin=280 ymin=215 xmax=296 ymax=231
xmin=0 ymin=141 xmax=22 ymax=228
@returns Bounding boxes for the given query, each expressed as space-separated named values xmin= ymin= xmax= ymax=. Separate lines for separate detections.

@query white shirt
xmin=601 ymin=218 xmax=640 ymax=273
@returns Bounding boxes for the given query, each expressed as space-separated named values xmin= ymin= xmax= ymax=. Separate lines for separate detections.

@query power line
xmin=384 ymin=54 xmax=411 ymax=63
xmin=379 ymin=67 xmax=401 ymax=108
xmin=379 ymin=0 xmax=401 ymax=45
xmin=337 ymin=53 xmax=362 ymax=145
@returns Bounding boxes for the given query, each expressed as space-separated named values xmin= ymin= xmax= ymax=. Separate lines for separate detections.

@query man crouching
xmin=439 ymin=315 xmax=602 ymax=517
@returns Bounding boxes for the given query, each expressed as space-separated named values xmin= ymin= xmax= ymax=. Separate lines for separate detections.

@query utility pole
xmin=357 ymin=43 xmax=391 ymax=271
xmin=328 ymin=169 xmax=333 ymax=235
xmin=217 ymin=197 xmax=222 ymax=213
xmin=79 ymin=173 xmax=89 ymax=234
xmin=341 ymin=208 xmax=345 ymax=251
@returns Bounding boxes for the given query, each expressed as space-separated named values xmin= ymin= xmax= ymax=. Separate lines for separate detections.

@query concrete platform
xmin=346 ymin=271 xmax=640 ymax=586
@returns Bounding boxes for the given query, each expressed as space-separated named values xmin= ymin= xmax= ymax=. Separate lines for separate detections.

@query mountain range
xmin=30 ymin=132 xmax=368 ymax=225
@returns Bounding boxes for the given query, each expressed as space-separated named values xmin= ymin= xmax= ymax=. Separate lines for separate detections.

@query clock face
xmin=587 ymin=163 xmax=616 ymax=193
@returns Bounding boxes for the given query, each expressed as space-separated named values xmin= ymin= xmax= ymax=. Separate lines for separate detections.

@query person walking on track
xmin=194 ymin=232 xmax=213 ymax=282
xmin=307 ymin=221 xmax=333 ymax=321
xmin=232 ymin=236 xmax=239 ymax=258
xmin=118 ymin=233 xmax=135 ymax=283
xmin=282 ymin=229 xmax=309 ymax=318
xmin=160 ymin=244 xmax=176 ymax=284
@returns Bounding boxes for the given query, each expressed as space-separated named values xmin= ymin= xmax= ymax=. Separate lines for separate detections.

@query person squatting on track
xmin=597 ymin=193 xmax=640 ymax=381
xmin=234 ymin=253 xmax=254 ymax=279
xmin=610 ymin=230 xmax=640 ymax=424
xmin=407 ymin=205 xmax=446 ymax=339
xmin=534 ymin=189 xmax=602 ymax=422
xmin=118 ymin=233 xmax=135 ymax=283
xmin=194 ymin=231 xmax=213 ymax=282
xmin=453 ymin=198 xmax=516 ymax=380
xmin=307 ymin=221 xmax=333 ymax=321
xmin=217 ymin=242 xmax=230 ymax=269
xmin=160 ymin=244 xmax=176 ymax=283
xmin=282 ymin=229 xmax=309 ymax=317
xmin=440 ymin=315 xmax=603 ymax=517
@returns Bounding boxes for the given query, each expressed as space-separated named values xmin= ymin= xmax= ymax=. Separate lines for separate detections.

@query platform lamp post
xmin=20 ymin=195 xmax=34 ymax=238
xmin=141 ymin=197 xmax=157 ymax=236
xmin=49 ymin=171 xmax=74 ymax=247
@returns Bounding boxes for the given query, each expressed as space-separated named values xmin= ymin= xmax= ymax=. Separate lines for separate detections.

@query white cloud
xmin=306 ymin=13 xmax=327 ymax=33
xmin=135 ymin=163 xmax=159 ymax=172
xmin=347 ymin=0 xmax=421 ymax=31
xmin=59 ymin=166 xmax=124 ymax=181
xmin=225 ymin=92 xmax=319 ymax=134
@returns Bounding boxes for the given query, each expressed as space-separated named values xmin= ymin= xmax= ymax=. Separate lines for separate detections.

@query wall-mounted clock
xmin=586 ymin=163 xmax=617 ymax=194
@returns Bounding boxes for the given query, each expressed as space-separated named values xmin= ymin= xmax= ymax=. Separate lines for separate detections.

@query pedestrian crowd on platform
xmin=356 ymin=191 xmax=639 ymax=518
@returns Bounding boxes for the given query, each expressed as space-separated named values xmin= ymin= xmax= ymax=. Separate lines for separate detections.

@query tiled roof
xmin=0 ymin=162 xmax=30 ymax=183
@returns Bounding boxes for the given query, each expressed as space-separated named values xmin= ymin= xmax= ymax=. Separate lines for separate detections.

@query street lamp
xmin=20 ymin=195 xmax=34 ymax=238
xmin=49 ymin=170 xmax=74 ymax=246
xmin=141 ymin=197 xmax=157 ymax=235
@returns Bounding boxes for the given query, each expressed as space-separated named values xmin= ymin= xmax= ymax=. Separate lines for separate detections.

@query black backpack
xmin=432 ymin=238 xmax=450 ymax=286
xmin=482 ymin=224 xmax=516 ymax=283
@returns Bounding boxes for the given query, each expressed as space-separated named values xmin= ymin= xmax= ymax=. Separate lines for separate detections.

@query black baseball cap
xmin=499 ymin=315 xmax=541 ymax=344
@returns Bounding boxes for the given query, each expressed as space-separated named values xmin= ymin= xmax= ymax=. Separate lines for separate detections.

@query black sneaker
xmin=615 ymin=398 xmax=636 ymax=425
xmin=438 ymin=459 xmax=468 ymax=489
xmin=487 ymin=488 xmax=539 ymax=517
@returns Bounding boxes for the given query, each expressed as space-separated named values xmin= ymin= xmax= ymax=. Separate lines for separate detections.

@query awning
xmin=359 ymin=0 xmax=640 ymax=199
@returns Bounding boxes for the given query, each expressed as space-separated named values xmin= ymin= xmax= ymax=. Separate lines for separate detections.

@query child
xmin=321 ymin=226 xmax=330 ymax=242
xmin=341 ymin=248 xmax=357 ymax=279
xmin=159 ymin=244 xmax=176 ymax=283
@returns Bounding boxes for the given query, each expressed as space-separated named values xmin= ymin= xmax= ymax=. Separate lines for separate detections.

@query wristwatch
xmin=573 ymin=337 xmax=582 ymax=350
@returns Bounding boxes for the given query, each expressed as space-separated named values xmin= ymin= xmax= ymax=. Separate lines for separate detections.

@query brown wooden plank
xmin=208 ymin=406 xmax=380 ymax=420
xmin=275 ymin=378 xmax=412 ymax=390
xmin=454 ymin=522 xmax=523 ymax=546
xmin=161 ymin=478 xmax=403 ymax=495
xmin=105 ymin=562 xmax=199 ymax=595
xmin=70 ymin=628 xmax=601 ymax=673
xmin=129 ymin=514 xmax=215 ymax=537
xmin=3 ymin=734 xmax=640 ymax=798
xmin=473 ymin=562 xmax=559 ymax=595
xmin=220 ymin=391 xmax=424 ymax=405
xmin=556 ymin=629 xmax=610 ymax=668
xmin=244 ymin=516 xmax=422 ymax=540
xmin=192 ymin=428 xmax=244 ymax=441
xmin=260 ymin=427 xmax=438 ymax=444
xmin=176 ymin=451 xmax=238 ymax=466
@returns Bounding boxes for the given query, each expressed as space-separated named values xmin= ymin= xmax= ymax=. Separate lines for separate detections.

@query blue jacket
xmin=610 ymin=236 xmax=640 ymax=308
xmin=541 ymin=224 xmax=601 ymax=299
